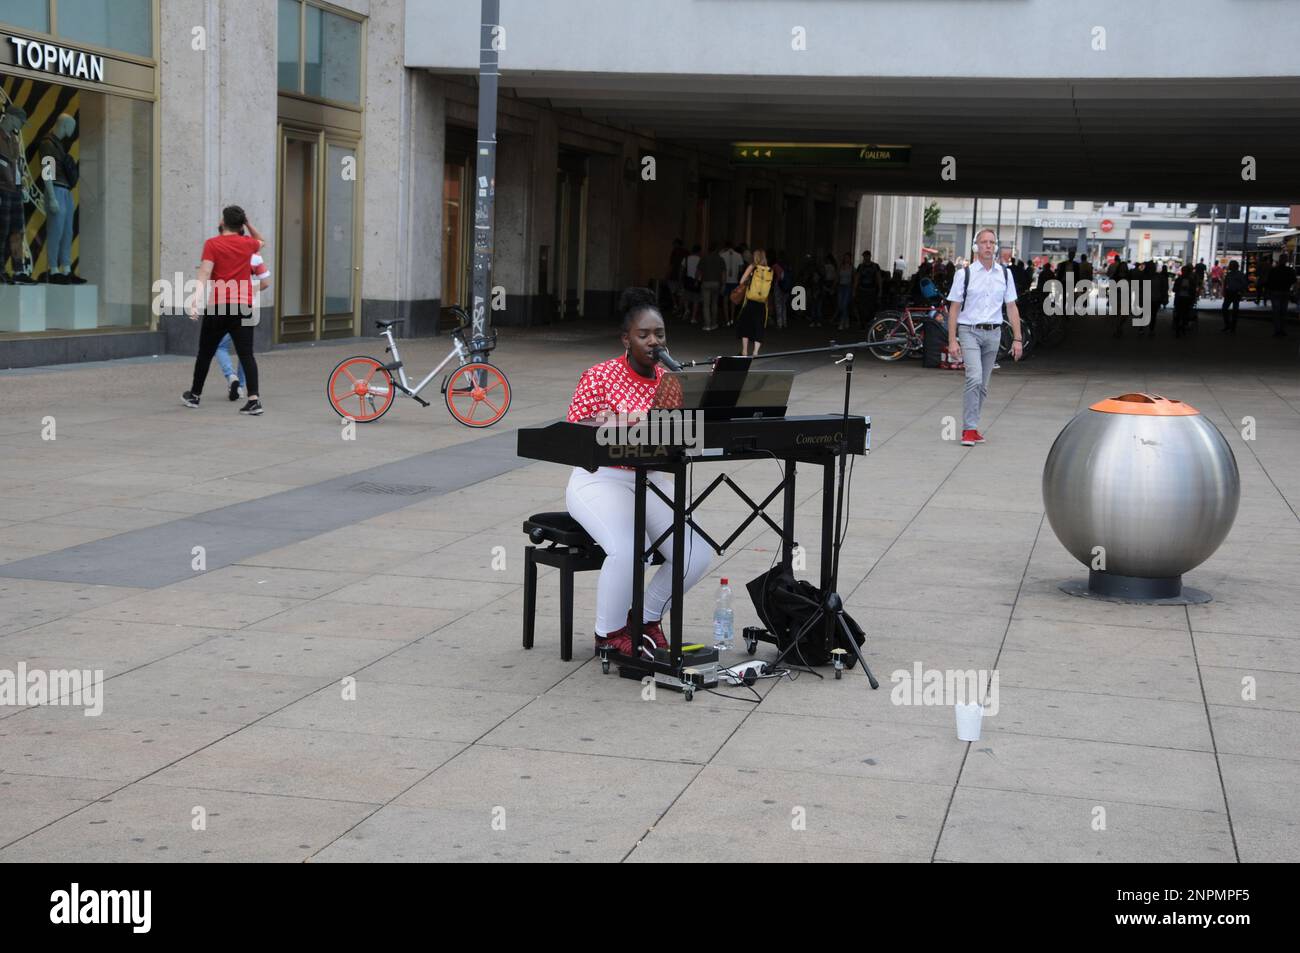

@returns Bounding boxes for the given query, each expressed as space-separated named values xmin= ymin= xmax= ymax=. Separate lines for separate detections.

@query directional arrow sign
xmin=730 ymin=142 xmax=910 ymax=167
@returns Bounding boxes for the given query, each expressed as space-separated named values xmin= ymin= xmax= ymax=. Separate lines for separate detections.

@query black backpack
xmin=745 ymin=569 xmax=866 ymax=668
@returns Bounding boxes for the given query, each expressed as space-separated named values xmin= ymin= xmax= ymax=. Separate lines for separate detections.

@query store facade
xmin=0 ymin=0 xmax=157 ymax=363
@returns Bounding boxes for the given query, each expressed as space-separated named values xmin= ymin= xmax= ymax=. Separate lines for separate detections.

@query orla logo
xmin=890 ymin=662 xmax=1000 ymax=715
xmin=595 ymin=410 xmax=703 ymax=454
xmin=50 ymin=884 xmax=151 ymax=934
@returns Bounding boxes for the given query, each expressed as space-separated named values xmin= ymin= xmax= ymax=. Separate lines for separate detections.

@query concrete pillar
xmin=404 ymin=71 xmax=444 ymax=335
xmin=355 ymin=0 xmax=410 ymax=333
xmin=529 ymin=114 xmax=558 ymax=321
xmin=583 ymin=152 xmax=618 ymax=321
xmin=491 ymin=130 xmax=533 ymax=325
xmin=159 ymin=0 xmax=277 ymax=354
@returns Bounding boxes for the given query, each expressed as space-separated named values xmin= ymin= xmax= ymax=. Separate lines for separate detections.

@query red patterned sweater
xmin=567 ymin=354 xmax=665 ymax=421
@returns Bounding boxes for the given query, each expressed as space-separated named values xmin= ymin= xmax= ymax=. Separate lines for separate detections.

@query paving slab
xmin=82 ymin=657 xmax=330 ymax=724
xmin=148 ymin=724 xmax=466 ymax=802
xmin=161 ymin=629 xmax=398 ymax=680
xmin=628 ymin=764 xmax=947 ymax=862
xmin=1207 ymin=704 xmax=1300 ymax=760
xmin=263 ymin=680 xmax=535 ymax=743
xmin=0 ymin=705 xmax=237 ymax=783
xmin=478 ymin=691 xmax=751 ymax=764
xmin=935 ymin=786 xmax=1234 ymax=863
xmin=959 ymin=733 xmax=1226 ymax=812
xmin=0 ymin=772 xmax=119 ymax=848
xmin=312 ymin=746 xmax=700 ymax=862
xmin=246 ymin=600 xmax=465 ymax=641
xmin=0 ymin=782 xmax=377 ymax=862
xmin=712 ymin=710 xmax=965 ymax=786
xmin=991 ymin=685 xmax=1213 ymax=750
xmin=0 ymin=618 xmax=218 ymax=668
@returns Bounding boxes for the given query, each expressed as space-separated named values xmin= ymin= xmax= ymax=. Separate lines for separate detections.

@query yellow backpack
xmin=745 ymin=265 xmax=773 ymax=302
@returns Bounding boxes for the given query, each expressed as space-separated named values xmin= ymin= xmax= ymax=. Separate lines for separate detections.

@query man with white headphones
xmin=947 ymin=228 xmax=1023 ymax=447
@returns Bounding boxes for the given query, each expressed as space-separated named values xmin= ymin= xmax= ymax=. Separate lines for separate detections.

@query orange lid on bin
xmin=1089 ymin=392 xmax=1200 ymax=416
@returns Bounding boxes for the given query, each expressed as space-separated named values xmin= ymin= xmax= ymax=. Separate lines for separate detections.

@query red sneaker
xmin=961 ymin=429 xmax=978 ymax=446
xmin=970 ymin=430 xmax=986 ymax=444
xmin=595 ymin=625 xmax=655 ymax=661
xmin=629 ymin=611 xmax=668 ymax=652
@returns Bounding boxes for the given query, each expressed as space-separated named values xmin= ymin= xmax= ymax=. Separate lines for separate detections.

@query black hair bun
xmin=618 ymin=286 xmax=657 ymax=319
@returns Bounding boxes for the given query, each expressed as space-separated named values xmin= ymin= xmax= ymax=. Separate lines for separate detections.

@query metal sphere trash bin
xmin=1041 ymin=392 xmax=1240 ymax=603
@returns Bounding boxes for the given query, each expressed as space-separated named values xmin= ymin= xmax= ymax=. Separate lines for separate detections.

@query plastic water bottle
xmin=713 ymin=577 xmax=734 ymax=650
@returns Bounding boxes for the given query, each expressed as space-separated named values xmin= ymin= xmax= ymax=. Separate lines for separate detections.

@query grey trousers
xmin=958 ymin=325 xmax=1002 ymax=431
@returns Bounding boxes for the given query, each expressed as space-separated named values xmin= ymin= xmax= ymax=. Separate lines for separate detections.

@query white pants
xmin=566 ymin=467 xmax=713 ymax=636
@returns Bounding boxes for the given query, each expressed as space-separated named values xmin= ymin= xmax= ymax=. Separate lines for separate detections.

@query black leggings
xmin=1222 ymin=292 xmax=1241 ymax=329
xmin=192 ymin=311 xmax=258 ymax=396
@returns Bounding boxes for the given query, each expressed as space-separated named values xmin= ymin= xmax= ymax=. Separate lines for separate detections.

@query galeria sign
xmin=10 ymin=37 xmax=105 ymax=82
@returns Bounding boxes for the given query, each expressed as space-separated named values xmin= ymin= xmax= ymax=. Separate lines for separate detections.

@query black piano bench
xmin=522 ymin=512 xmax=606 ymax=661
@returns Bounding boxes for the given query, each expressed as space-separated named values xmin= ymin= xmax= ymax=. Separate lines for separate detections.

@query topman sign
xmin=9 ymin=37 xmax=105 ymax=83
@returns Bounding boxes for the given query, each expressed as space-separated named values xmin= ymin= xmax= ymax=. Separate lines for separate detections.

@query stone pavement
xmin=0 ymin=310 xmax=1296 ymax=862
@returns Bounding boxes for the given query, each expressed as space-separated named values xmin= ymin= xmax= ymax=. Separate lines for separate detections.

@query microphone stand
xmin=674 ymin=337 xmax=908 ymax=367
xmin=675 ymin=339 xmax=885 ymax=688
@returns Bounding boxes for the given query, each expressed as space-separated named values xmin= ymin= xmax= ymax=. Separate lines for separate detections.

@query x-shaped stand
xmin=647 ymin=472 xmax=788 ymax=558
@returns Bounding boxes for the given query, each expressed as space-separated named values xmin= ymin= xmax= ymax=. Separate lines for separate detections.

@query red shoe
xmin=961 ymin=429 xmax=978 ymax=446
xmin=595 ymin=625 xmax=655 ymax=661
xmin=630 ymin=611 xmax=668 ymax=652
xmin=970 ymin=430 xmax=986 ymax=444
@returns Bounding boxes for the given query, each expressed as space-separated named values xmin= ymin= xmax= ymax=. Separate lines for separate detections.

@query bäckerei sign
xmin=9 ymin=37 xmax=105 ymax=83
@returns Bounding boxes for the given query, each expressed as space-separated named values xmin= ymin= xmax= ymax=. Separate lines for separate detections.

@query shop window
xmin=56 ymin=0 xmax=152 ymax=58
xmin=304 ymin=6 xmax=361 ymax=104
xmin=0 ymin=77 xmax=153 ymax=335
xmin=277 ymin=0 xmax=301 ymax=92
xmin=279 ymin=0 xmax=362 ymax=105
xmin=0 ymin=1 xmax=49 ymax=33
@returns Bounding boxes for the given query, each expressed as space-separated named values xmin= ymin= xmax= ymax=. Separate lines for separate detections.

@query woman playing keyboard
xmin=565 ymin=287 xmax=713 ymax=660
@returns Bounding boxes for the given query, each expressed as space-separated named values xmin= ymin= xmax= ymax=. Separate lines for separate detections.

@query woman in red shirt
xmin=566 ymin=288 xmax=712 ymax=659
xmin=182 ymin=205 xmax=266 ymax=415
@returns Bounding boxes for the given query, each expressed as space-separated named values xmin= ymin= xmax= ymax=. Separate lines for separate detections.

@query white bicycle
xmin=325 ymin=307 xmax=511 ymax=427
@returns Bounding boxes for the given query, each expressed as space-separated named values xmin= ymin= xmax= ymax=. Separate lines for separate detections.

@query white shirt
xmin=946 ymin=259 xmax=1017 ymax=325
xmin=721 ymin=248 xmax=743 ymax=283
xmin=894 ymin=256 xmax=906 ymax=273
xmin=685 ymin=254 xmax=700 ymax=279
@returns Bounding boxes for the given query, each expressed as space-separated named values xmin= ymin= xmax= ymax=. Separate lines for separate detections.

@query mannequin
xmin=41 ymin=113 xmax=84 ymax=285
xmin=0 ymin=105 xmax=30 ymax=284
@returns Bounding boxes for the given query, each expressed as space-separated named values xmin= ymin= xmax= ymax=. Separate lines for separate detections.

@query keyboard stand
xmin=603 ymin=451 xmax=844 ymax=698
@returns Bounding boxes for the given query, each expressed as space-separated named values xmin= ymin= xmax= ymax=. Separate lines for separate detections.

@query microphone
xmin=652 ymin=346 xmax=683 ymax=372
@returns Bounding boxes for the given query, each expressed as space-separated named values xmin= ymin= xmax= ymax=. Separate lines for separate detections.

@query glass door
xmin=321 ymin=140 xmax=358 ymax=339
xmin=276 ymin=128 xmax=359 ymax=342
xmin=278 ymin=131 xmax=318 ymax=342
xmin=441 ymin=157 xmax=469 ymax=309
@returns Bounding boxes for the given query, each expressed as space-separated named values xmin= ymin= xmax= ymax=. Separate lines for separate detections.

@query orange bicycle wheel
xmin=327 ymin=356 xmax=395 ymax=422
xmin=444 ymin=362 xmax=510 ymax=428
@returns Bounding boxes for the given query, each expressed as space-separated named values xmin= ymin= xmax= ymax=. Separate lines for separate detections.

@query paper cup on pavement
xmin=955 ymin=702 xmax=983 ymax=741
